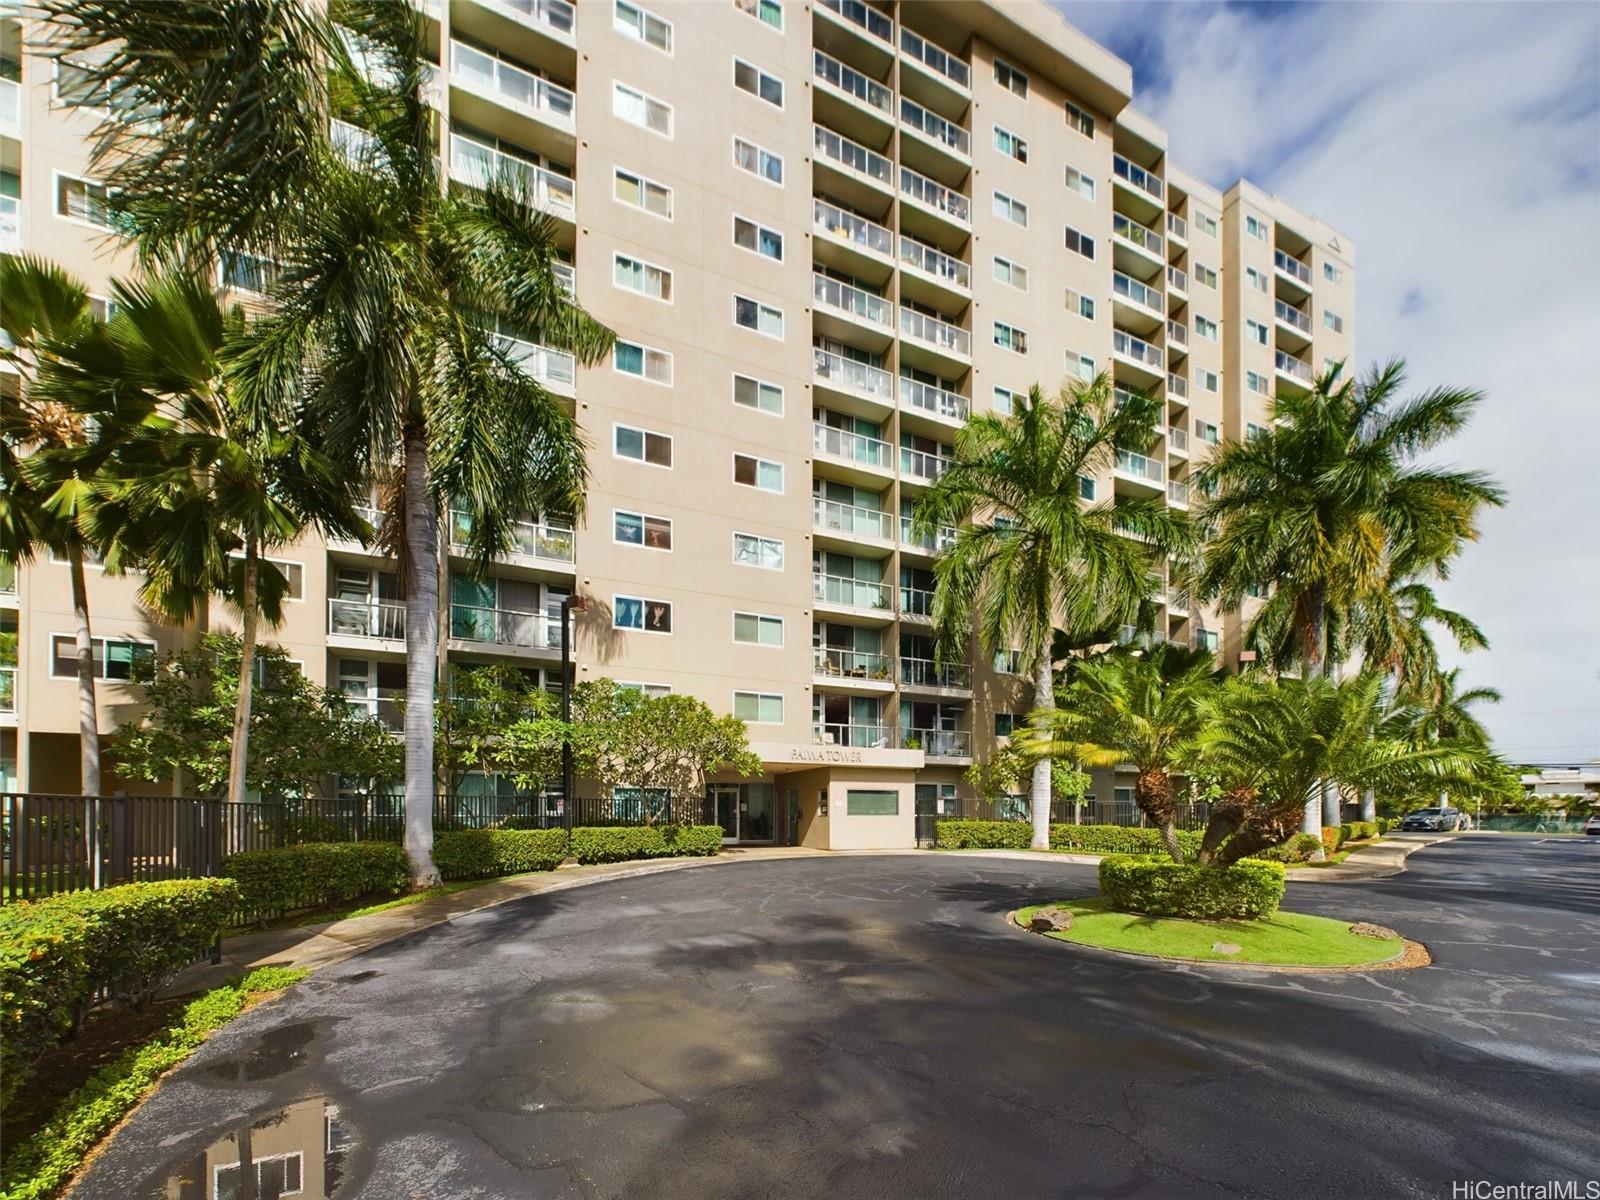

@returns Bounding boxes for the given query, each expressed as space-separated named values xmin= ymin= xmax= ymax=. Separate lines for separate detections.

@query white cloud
xmin=1061 ymin=1 xmax=1600 ymax=762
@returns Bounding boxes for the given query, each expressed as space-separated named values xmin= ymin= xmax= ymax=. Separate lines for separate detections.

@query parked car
xmin=1401 ymin=806 xmax=1465 ymax=832
xmin=1585 ymin=815 xmax=1600 ymax=837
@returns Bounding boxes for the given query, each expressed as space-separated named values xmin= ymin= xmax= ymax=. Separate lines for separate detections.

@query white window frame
xmin=991 ymin=256 xmax=1027 ymax=291
xmin=732 ymin=293 xmax=784 ymax=340
xmin=992 ymin=125 xmax=1027 ymax=163
xmin=1067 ymin=351 xmax=1094 ymax=381
xmin=1194 ymin=263 xmax=1218 ymax=289
xmin=612 ymin=508 xmax=674 ymax=551
xmin=1195 ymin=315 xmax=1219 ymax=342
xmin=48 ymin=633 xmax=158 ymax=681
xmin=991 ymin=190 xmax=1027 ymax=227
xmin=1064 ymin=100 xmax=1094 ymax=138
xmin=735 ymin=0 xmax=783 ymax=31
xmin=612 ymin=252 xmax=674 ymax=303
xmin=732 ymin=57 xmax=785 ymax=109
xmin=52 ymin=171 xmax=119 ymax=232
xmin=613 ymin=422 xmax=674 ymax=469
xmin=992 ymin=385 xmax=1021 ymax=415
xmin=732 ymin=135 xmax=784 ymax=186
xmin=1065 ymin=289 xmax=1095 ymax=321
xmin=732 ymin=690 xmax=784 ymax=724
xmin=226 ymin=552 xmax=305 ymax=602
xmin=733 ymin=452 xmax=785 ymax=493
xmin=613 ymin=338 xmax=674 ymax=385
xmin=617 ymin=679 xmax=673 ymax=698
xmin=732 ymin=610 xmax=784 ymax=647
xmin=993 ymin=58 xmax=1028 ymax=97
xmin=1064 ymin=225 xmax=1095 ymax=260
xmin=614 ymin=0 xmax=673 ymax=53
xmin=613 ymin=594 xmax=674 ymax=635
xmin=1064 ymin=165 xmax=1095 ymax=201
xmin=992 ymin=322 xmax=1027 ymax=355
xmin=1245 ymin=214 xmax=1268 ymax=241
xmin=1324 ymin=310 xmax=1344 ymax=333
xmin=732 ymin=214 xmax=784 ymax=262
xmin=1195 ymin=211 xmax=1218 ymax=237
xmin=612 ymin=80 xmax=673 ymax=138
xmin=732 ymin=373 xmax=784 ymax=417
xmin=1324 ymin=262 xmax=1342 ymax=283
xmin=613 ymin=166 xmax=674 ymax=220
xmin=1245 ymin=370 xmax=1268 ymax=395
xmin=1198 ymin=369 xmax=1219 ymax=393
xmin=732 ymin=531 xmax=785 ymax=571
xmin=1246 ymin=319 xmax=1268 ymax=346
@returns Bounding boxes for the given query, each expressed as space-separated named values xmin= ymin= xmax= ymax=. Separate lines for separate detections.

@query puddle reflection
xmin=160 ymin=1098 xmax=352 ymax=1200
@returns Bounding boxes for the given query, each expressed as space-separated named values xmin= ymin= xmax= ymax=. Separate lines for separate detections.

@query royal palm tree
xmin=914 ymin=377 xmax=1191 ymax=848
xmin=1355 ymin=568 xmax=1487 ymax=698
xmin=1412 ymin=667 xmax=1501 ymax=747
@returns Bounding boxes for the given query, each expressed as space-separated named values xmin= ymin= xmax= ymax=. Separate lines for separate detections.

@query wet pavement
xmin=71 ymin=836 xmax=1600 ymax=1199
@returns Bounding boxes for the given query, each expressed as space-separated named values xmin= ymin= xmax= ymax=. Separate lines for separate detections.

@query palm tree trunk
xmin=69 ymin=546 xmax=101 ymax=796
xmin=403 ymin=429 xmax=442 ymax=888
xmin=1361 ymin=787 xmax=1376 ymax=823
xmin=1028 ymin=653 xmax=1053 ymax=850
xmin=227 ymin=540 xmax=259 ymax=806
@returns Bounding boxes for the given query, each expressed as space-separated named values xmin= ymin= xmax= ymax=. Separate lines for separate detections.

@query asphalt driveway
xmin=73 ymin=836 xmax=1600 ymax=1199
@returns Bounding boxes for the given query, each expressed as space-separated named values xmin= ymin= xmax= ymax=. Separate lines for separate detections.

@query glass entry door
xmin=707 ymin=782 xmax=774 ymax=843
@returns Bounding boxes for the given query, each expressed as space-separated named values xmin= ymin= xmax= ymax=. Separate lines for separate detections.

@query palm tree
xmin=1356 ymin=568 xmax=1487 ymax=698
xmin=1413 ymin=667 xmax=1500 ymax=747
xmin=1023 ymin=644 xmax=1218 ymax=861
xmin=914 ymin=377 xmax=1191 ymax=849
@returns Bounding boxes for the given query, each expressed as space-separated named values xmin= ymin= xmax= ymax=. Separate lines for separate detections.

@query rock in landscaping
xmin=1029 ymin=907 xmax=1074 ymax=933
xmin=1211 ymin=942 xmax=1242 ymax=955
xmin=1349 ymin=922 xmax=1399 ymax=940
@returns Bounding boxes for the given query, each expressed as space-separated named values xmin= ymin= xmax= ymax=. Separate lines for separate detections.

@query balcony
xmin=899 ymin=307 xmax=969 ymax=371
xmin=899 ymin=515 xmax=956 ymax=557
xmin=340 ymin=690 xmax=404 ymax=733
xmin=496 ymin=334 xmax=576 ymax=398
xmin=812 ymin=272 xmax=894 ymax=346
xmin=1167 ymin=425 xmax=1189 ymax=457
xmin=328 ymin=598 xmax=406 ymax=645
xmin=813 ymin=571 xmax=894 ymax=615
xmin=813 ymin=497 xmax=894 ymax=546
xmin=1274 ymin=298 xmax=1312 ymax=347
xmin=449 ymin=41 xmax=574 ymax=155
xmin=0 ymin=78 xmax=19 ymax=138
xmin=1112 ymin=270 xmax=1164 ymax=330
xmin=899 ymin=376 xmax=968 ymax=428
xmin=898 ymin=27 xmax=969 ymax=113
xmin=813 ymin=421 xmax=894 ymax=480
xmin=450 ymin=603 xmax=556 ymax=652
xmin=0 ymin=556 xmax=15 ymax=601
xmin=812 ymin=721 xmax=893 ymax=749
xmin=898 ymin=235 xmax=969 ymax=308
xmin=813 ymin=197 xmax=894 ymax=276
xmin=813 ymin=124 xmax=894 ymax=207
xmin=448 ymin=509 xmax=575 ymax=567
xmin=1167 ymin=479 xmax=1190 ymax=508
xmin=1274 ymin=247 xmax=1312 ymax=287
xmin=899 ymin=165 xmax=969 ymax=243
xmin=1112 ymin=153 xmax=1163 ymax=217
xmin=1111 ymin=212 xmax=1164 ymax=273
xmin=0 ymin=665 xmax=14 ymax=716
xmin=1114 ymin=448 xmax=1165 ymax=493
xmin=900 ymin=583 xmax=935 ymax=620
xmin=813 ymin=646 xmax=893 ymax=685
xmin=1112 ymin=329 xmax=1164 ymax=384
xmin=905 ymin=728 xmax=971 ymax=759
xmin=0 ymin=197 xmax=18 ymax=249
xmin=899 ymin=96 xmax=969 ymax=175
xmin=813 ymin=347 xmax=894 ymax=414
xmin=900 ymin=657 xmax=971 ymax=691
xmin=899 ymin=445 xmax=952 ymax=486
xmin=1117 ymin=625 xmax=1167 ymax=649
xmin=1166 ymin=211 xmax=1187 ymax=244
xmin=449 ymin=132 xmax=575 ymax=223
xmin=1166 ymin=264 xmax=1188 ymax=297
xmin=1166 ymin=318 xmax=1188 ymax=350
xmin=815 ymin=0 xmax=894 ymax=45
xmin=812 ymin=49 xmax=893 ymax=140
xmin=1166 ymin=372 xmax=1188 ymax=402
xmin=1275 ymin=348 xmax=1313 ymax=391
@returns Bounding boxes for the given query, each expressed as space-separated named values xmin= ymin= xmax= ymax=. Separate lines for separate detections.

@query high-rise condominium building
xmin=0 ymin=0 xmax=1354 ymax=847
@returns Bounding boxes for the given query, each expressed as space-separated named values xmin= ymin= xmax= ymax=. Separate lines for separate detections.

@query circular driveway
xmin=74 ymin=837 xmax=1599 ymax=1199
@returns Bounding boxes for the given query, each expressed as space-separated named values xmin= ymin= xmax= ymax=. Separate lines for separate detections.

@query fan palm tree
xmin=914 ymin=377 xmax=1191 ymax=848
xmin=1021 ymin=643 xmax=1219 ymax=862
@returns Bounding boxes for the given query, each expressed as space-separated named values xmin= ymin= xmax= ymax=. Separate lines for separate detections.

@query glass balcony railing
xmin=899 ymin=27 xmax=969 ymax=89
xmin=450 ymin=133 xmax=575 ymax=215
xmin=1117 ymin=625 xmax=1166 ymax=649
xmin=0 ymin=556 xmax=15 ymax=595
xmin=552 ymin=260 xmax=575 ymax=299
xmin=900 ymin=308 xmax=969 ymax=357
xmin=900 ymin=97 xmax=969 ymax=156
xmin=1166 ymin=318 xmax=1188 ymax=347
xmin=1274 ymin=248 xmax=1312 ymax=285
xmin=1167 ymin=372 xmax=1188 ymax=400
xmin=449 ymin=509 xmax=575 ymax=562
xmin=812 ymin=721 xmax=892 ymax=748
xmin=1276 ymin=349 xmax=1313 ymax=382
xmin=899 ymin=657 xmax=970 ymax=689
xmin=1113 ymin=270 xmax=1163 ymax=312
xmin=1112 ymin=153 xmax=1163 ymax=200
xmin=813 ymin=497 xmax=894 ymax=541
xmin=898 ymin=236 xmax=969 ymax=289
xmin=813 ymin=49 xmax=892 ymax=114
xmin=813 ymin=421 xmax=892 ymax=469
xmin=814 ymin=347 xmax=894 ymax=402
xmin=814 ymin=198 xmax=893 ymax=257
xmin=1167 ymin=265 xmax=1188 ymax=293
xmin=0 ymin=666 xmax=15 ymax=714
xmin=328 ymin=598 xmax=406 ymax=641
xmin=1167 ymin=479 xmax=1190 ymax=506
xmin=339 ymin=690 xmax=404 ymax=733
xmin=900 ymin=584 xmax=935 ymax=617
xmin=899 ymin=165 xmax=969 ymax=224
xmin=817 ymin=0 xmax=894 ymax=42
xmin=899 ymin=515 xmax=956 ymax=552
xmin=813 ymin=273 xmax=893 ymax=328
xmin=900 ymin=446 xmax=951 ymax=483
xmin=450 ymin=41 xmax=574 ymax=125
xmin=1167 ymin=425 xmax=1189 ymax=453
xmin=486 ymin=0 xmax=575 ymax=36
xmin=899 ymin=376 xmax=968 ymax=422
xmin=813 ymin=646 xmax=892 ymax=681
xmin=331 ymin=118 xmax=383 ymax=166
xmin=1166 ymin=211 xmax=1187 ymax=241
xmin=905 ymin=728 xmax=971 ymax=757
xmin=814 ymin=124 xmax=893 ymax=185
xmin=812 ymin=571 xmax=893 ymax=610
xmin=1115 ymin=448 xmax=1165 ymax=483
xmin=450 ymin=603 xmax=552 ymax=649
xmin=1274 ymin=298 xmax=1312 ymax=333
xmin=495 ymin=334 xmax=576 ymax=393
xmin=0 ymin=197 xmax=19 ymax=244
xmin=1113 ymin=329 xmax=1163 ymax=369
xmin=0 ymin=79 xmax=20 ymax=133
xmin=1112 ymin=211 xmax=1163 ymax=257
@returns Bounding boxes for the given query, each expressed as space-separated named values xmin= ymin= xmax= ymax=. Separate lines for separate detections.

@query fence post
xmin=108 ymin=792 xmax=131 ymax=885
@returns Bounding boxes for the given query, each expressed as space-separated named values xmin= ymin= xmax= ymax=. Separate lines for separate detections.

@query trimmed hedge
xmin=222 ymin=842 xmax=410 ymax=922
xmin=1320 ymin=826 xmax=1343 ymax=855
xmin=1050 ymin=824 xmax=1204 ymax=857
xmin=1099 ymin=855 xmax=1286 ymax=920
xmin=432 ymin=828 xmax=569 ymax=880
xmin=934 ymin=819 xmax=1032 ymax=849
xmin=1250 ymin=832 xmax=1324 ymax=863
xmin=569 ymin=824 xmax=724 ymax=865
xmin=0 ymin=878 xmax=240 ymax=1108
xmin=1341 ymin=821 xmax=1379 ymax=843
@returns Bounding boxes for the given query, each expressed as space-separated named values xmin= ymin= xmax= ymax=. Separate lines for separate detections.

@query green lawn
xmin=234 ymin=877 xmax=505 ymax=933
xmin=1016 ymin=899 xmax=1404 ymax=967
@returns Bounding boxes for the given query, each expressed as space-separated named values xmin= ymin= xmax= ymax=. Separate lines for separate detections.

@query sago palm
xmin=914 ymin=377 xmax=1191 ymax=849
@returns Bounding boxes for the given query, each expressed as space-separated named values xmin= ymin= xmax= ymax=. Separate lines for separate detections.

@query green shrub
xmin=432 ymin=828 xmax=569 ymax=879
xmin=0 ymin=903 xmax=91 ymax=1110
xmin=1049 ymin=824 xmax=1204 ymax=857
xmin=934 ymin=819 xmax=1032 ymax=849
xmin=1340 ymin=820 xmax=1378 ymax=843
xmin=1320 ymin=826 xmax=1343 ymax=855
xmin=1099 ymin=855 xmax=1286 ymax=920
xmin=1250 ymin=832 xmax=1324 ymax=863
xmin=222 ymin=841 xmax=409 ymax=922
xmin=660 ymin=824 xmax=722 ymax=857
xmin=569 ymin=825 xmax=723 ymax=864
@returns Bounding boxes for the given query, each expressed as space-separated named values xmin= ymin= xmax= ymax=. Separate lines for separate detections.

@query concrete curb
xmin=1284 ymin=834 xmax=1452 ymax=883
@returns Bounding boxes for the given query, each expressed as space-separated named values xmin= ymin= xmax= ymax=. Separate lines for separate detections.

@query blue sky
xmin=1056 ymin=0 xmax=1600 ymax=763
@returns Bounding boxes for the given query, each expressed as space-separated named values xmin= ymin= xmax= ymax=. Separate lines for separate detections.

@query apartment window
xmin=55 ymin=174 xmax=117 ymax=230
xmin=1324 ymin=262 xmax=1342 ymax=283
xmin=1245 ymin=266 xmax=1268 ymax=293
xmin=733 ymin=452 xmax=784 ymax=492
xmin=614 ymin=423 xmax=672 ymax=467
xmin=1246 ymin=422 xmax=1269 ymax=441
xmin=846 ymin=789 xmax=898 ymax=816
xmin=735 ymin=0 xmax=782 ymax=30
xmin=613 ymin=253 xmax=673 ymax=302
xmin=615 ymin=0 xmax=672 ymax=52
xmin=733 ymin=612 xmax=784 ymax=647
xmin=618 ymin=680 xmax=672 ymax=698
xmin=733 ymin=58 xmax=784 ymax=108
xmin=1067 ymin=352 xmax=1094 ymax=381
xmin=614 ymin=595 xmax=673 ymax=634
xmin=733 ymin=294 xmax=784 ymax=338
xmin=994 ymin=58 xmax=1027 ymax=97
xmin=733 ymin=373 xmax=783 ymax=416
xmin=1195 ymin=211 xmax=1218 ymax=237
xmin=613 ymin=81 xmax=672 ymax=137
xmin=1194 ymin=315 xmax=1219 ymax=342
xmin=992 ymin=256 xmax=1027 ymax=291
xmin=1065 ymin=289 xmax=1095 ymax=321
xmin=1246 ymin=319 xmax=1268 ymax=346
xmin=226 ymin=554 xmax=304 ymax=600
xmin=994 ymin=712 xmax=1026 ymax=737
xmin=993 ymin=649 xmax=1023 ymax=674
xmin=1063 ymin=225 xmax=1095 ymax=260
xmin=1324 ymin=310 xmax=1344 ymax=334
xmin=219 ymin=251 xmax=278 ymax=296
xmin=733 ymin=531 xmax=784 ymax=570
xmin=1064 ymin=100 xmax=1094 ymax=138
xmin=50 ymin=634 xmax=156 ymax=681
xmin=1078 ymin=474 xmax=1096 ymax=501
xmin=613 ymin=167 xmax=673 ymax=219
xmin=1194 ymin=263 xmax=1218 ymax=289
xmin=733 ymin=215 xmax=784 ymax=261
xmin=1064 ymin=166 xmax=1095 ymax=201
xmin=992 ymin=322 xmax=1027 ymax=355
xmin=614 ymin=339 xmax=673 ymax=384
xmin=992 ymin=190 xmax=1027 ymax=227
xmin=993 ymin=126 xmax=1027 ymax=163
xmin=733 ymin=136 xmax=783 ymax=184
xmin=1245 ymin=214 xmax=1268 ymax=241
xmin=1197 ymin=369 xmax=1219 ymax=393
xmin=1246 ymin=370 xmax=1268 ymax=395
xmin=1195 ymin=418 xmax=1220 ymax=444
xmin=1324 ymin=357 xmax=1342 ymax=378
xmin=614 ymin=509 xmax=673 ymax=550
xmin=87 ymin=296 xmax=121 ymax=323
xmin=733 ymin=690 xmax=784 ymax=723
xmin=992 ymin=385 xmax=1021 ymax=416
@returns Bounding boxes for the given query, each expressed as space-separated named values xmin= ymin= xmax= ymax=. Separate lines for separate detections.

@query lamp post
xmin=560 ymin=594 xmax=586 ymax=830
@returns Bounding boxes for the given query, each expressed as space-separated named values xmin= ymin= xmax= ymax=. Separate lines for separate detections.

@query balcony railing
xmin=813 ymin=497 xmax=894 ymax=541
xmin=496 ymin=334 xmax=576 ymax=392
xmin=1117 ymin=625 xmax=1166 ymax=648
xmin=1275 ymin=349 xmax=1313 ymax=382
xmin=1274 ymin=248 xmax=1312 ymax=285
xmin=1166 ymin=211 xmax=1187 ymax=241
xmin=0 ymin=666 xmax=14 ymax=714
xmin=899 ymin=236 xmax=969 ymax=289
xmin=814 ymin=347 xmax=894 ymax=402
xmin=450 ymin=41 xmax=574 ymax=126
xmin=813 ymin=273 xmax=893 ymax=328
xmin=813 ymin=124 xmax=893 ymax=185
xmin=900 ymin=584 xmax=935 ymax=617
xmin=1167 ymin=265 xmax=1188 ymax=293
xmin=900 ymin=446 xmax=951 ymax=483
xmin=899 ymin=165 xmax=969 ymax=224
xmin=814 ymin=421 xmax=892 ymax=469
xmin=0 ymin=79 xmax=20 ymax=134
xmin=900 ymin=97 xmax=969 ymax=156
xmin=814 ymin=198 xmax=893 ymax=257
xmin=1167 ymin=372 xmax=1188 ymax=400
xmin=1112 ymin=211 xmax=1163 ymax=258
xmin=1166 ymin=318 xmax=1188 ymax=347
xmin=0 ymin=556 xmax=15 ymax=596
xmin=1113 ymin=329 xmax=1163 ymax=369
xmin=1167 ymin=425 xmax=1189 ymax=452
xmin=900 ymin=515 xmax=957 ymax=552
xmin=1115 ymin=448 xmax=1165 ymax=483
xmin=812 ymin=721 xmax=892 ymax=748
xmin=812 ymin=571 xmax=893 ymax=610
xmin=329 ymin=598 xmax=406 ymax=641
xmin=905 ymin=728 xmax=971 ymax=757
xmin=899 ymin=376 xmax=968 ymax=422
xmin=1113 ymin=270 xmax=1163 ymax=312
xmin=1167 ymin=479 xmax=1190 ymax=506
xmin=812 ymin=49 xmax=892 ymax=114
xmin=485 ymin=0 xmax=575 ymax=37
xmin=813 ymin=647 xmax=892 ymax=681
xmin=900 ymin=308 xmax=969 ymax=357
xmin=450 ymin=133 xmax=575 ymax=215
xmin=816 ymin=0 xmax=893 ymax=43
xmin=1112 ymin=153 xmax=1163 ymax=200
xmin=450 ymin=603 xmax=552 ymax=649
xmin=899 ymin=27 xmax=969 ymax=89
xmin=0 ymin=197 xmax=19 ymax=244
xmin=900 ymin=657 xmax=970 ymax=689
xmin=331 ymin=118 xmax=384 ymax=166
xmin=449 ymin=509 xmax=575 ymax=562
xmin=1274 ymin=298 xmax=1312 ymax=333
xmin=340 ymin=690 xmax=404 ymax=732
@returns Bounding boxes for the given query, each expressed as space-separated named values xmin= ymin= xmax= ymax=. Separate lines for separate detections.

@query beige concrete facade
xmin=0 ymin=0 xmax=1352 ymax=845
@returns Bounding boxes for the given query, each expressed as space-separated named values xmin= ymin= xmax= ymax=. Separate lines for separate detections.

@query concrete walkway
xmin=1284 ymin=832 xmax=1452 ymax=882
